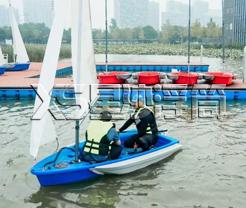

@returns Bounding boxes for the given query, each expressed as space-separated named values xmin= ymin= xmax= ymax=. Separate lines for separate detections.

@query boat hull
xmin=0 ymin=66 xmax=6 ymax=75
xmin=6 ymin=63 xmax=30 ymax=71
xmin=36 ymin=167 xmax=100 ymax=187
xmin=31 ymin=131 xmax=182 ymax=186
xmin=92 ymin=143 xmax=182 ymax=175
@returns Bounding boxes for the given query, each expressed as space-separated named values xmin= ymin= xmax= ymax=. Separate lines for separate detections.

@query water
xmin=0 ymin=55 xmax=246 ymax=208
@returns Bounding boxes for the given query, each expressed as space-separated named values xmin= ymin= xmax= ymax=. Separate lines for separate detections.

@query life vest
xmin=84 ymin=120 xmax=114 ymax=155
xmin=133 ymin=107 xmax=154 ymax=127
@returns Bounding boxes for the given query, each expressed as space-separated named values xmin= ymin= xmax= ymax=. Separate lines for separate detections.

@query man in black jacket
xmin=119 ymin=102 xmax=159 ymax=151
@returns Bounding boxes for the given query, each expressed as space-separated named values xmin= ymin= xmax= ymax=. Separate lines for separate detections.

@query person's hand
xmin=115 ymin=140 xmax=121 ymax=146
xmin=133 ymin=142 xmax=138 ymax=149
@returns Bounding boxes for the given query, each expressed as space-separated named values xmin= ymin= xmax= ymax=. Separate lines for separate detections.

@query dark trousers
xmin=124 ymin=134 xmax=157 ymax=151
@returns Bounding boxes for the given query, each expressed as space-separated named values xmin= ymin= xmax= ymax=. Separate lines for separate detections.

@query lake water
xmin=0 ymin=55 xmax=246 ymax=208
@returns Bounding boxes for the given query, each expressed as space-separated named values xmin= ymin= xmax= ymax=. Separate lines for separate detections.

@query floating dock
xmin=0 ymin=62 xmax=245 ymax=100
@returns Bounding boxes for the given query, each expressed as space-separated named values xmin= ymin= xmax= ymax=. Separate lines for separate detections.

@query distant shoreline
xmin=1 ymin=43 xmax=244 ymax=62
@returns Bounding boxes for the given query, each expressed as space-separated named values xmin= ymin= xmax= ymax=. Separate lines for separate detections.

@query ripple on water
xmin=0 ymin=99 xmax=246 ymax=208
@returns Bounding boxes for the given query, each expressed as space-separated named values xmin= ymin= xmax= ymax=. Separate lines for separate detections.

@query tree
xmin=92 ymin=29 xmax=104 ymax=39
xmin=160 ymin=22 xmax=185 ymax=44
xmin=19 ymin=23 xmax=50 ymax=44
xmin=63 ymin=29 xmax=71 ymax=43
xmin=0 ymin=26 xmax=11 ymax=43
xmin=142 ymin=26 xmax=158 ymax=40
xmin=132 ymin=27 xmax=144 ymax=40
xmin=191 ymin=20 xmax=203 ymax=42
xmin=110 ymin=18 xmax=118 ymax=31
xmin=206 ymin=18 xmax=221 ymax=38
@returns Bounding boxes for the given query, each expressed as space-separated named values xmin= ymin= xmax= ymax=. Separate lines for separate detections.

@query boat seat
xmin=82 ymin=140 xmax=110 ymax=163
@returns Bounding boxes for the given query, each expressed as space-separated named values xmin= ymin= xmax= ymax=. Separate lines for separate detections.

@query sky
xmin=0 ymin=0 xmax=222 ymax=28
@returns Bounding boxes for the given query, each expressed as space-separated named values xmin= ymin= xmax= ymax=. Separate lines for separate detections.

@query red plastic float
xmin=205 ymin=72 xmax=234 ymax=85
xmin=138 ymin=72 xmax=160 ymax=85
xmin=98 ymin=72 xmax=129 ymax=84
xmin=173 ymin=72 xmax=199 ymax=85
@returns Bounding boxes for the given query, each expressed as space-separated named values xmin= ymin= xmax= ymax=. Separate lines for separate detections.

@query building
xmin=162 ymin=0 xmax=189 ymax=27
xmin=0 ymin=5 xmax=20 ymax=27
xmin=162 ymin=0 xmax=222 ymax=28
xmin=23 ymin=0 xmax=54 ymax=28
xmin=114 ymin=0 xmax=159 ymax=29
xmin=224 ymin=0 xmax=246 ymax=46
xmin=147 ymin=1 xmax=160 ymax=30
xmin=192 ymin=0 xmax=209 ymax=26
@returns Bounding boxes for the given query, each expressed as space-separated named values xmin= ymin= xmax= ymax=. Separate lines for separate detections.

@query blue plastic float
xmin=5 ymin=63 xmax=30 ymax=71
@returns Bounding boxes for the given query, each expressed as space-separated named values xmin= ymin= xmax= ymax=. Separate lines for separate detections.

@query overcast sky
xmin=0 ymin=0 xmax=222 ymax=28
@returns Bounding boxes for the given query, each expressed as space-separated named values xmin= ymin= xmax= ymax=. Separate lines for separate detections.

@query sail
xmin=0 ymin=46 xmax=4 ymax=65
xmin=30 ymin=0 xmax=68 ymax=158
xmin=71 ymin=0 xmax=98 ymax=118
xmin=9 ymin=2 xmax=29 ymax=63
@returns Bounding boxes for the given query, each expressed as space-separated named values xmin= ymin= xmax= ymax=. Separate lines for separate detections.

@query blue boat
xmin=5 ymin=62 xmax=30 ymax=72
xmin=31 ymin=129 xmax=182 ymax=187
xmin=0 ymin=66 xmax=6 ymax=75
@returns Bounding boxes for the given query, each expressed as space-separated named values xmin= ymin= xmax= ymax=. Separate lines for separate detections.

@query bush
xmin=1 ymin=43 xmax=244 ymax=62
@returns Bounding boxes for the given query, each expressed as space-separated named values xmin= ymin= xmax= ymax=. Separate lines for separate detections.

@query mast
xmin=105 ymin=0 xmax=109 ymax=72
xmin=188 ymin=0 xmax=191 ymax=72
xmin=8 ymin=0 xmax=16 ymax=62
xmin=71 ymin=0 xmax=98 ymax=161
xmin=222 ymin=0 xmax=225 ymax=64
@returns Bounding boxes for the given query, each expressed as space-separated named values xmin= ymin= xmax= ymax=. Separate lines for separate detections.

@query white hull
xmin=91 ymin=143 xmax=182 ymax=175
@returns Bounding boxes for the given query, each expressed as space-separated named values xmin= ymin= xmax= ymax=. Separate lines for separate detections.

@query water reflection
xmin=1 ymin=90 xmax=246 ymax=207
xmin=27 ymin=153 xmax=180 ymax=208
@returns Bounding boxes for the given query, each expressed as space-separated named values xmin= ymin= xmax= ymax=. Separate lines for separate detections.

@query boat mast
xmin=8 ymin=0 xmax=16 ymax=62
xmin=222 ymin=0 xmax=225 ymax=64
xmin=105 ymin=0 xmax=109 ymax=72
xmin=75 ymin=120 xmax=80 ymax=162
xmin=188 ymin=0 xmax=191 ymax=72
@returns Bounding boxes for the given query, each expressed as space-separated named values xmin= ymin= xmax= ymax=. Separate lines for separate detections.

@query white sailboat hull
xmin=91 ymin=143 xmax=182 ymax=175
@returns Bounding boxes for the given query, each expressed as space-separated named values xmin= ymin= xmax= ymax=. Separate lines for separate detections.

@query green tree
xmin=19 ymin=23 xmax=50 ymax=44
xmin=92 ymin=29 xmax=104 ymax=39
xmin=206 ymin=18 xmax=221 ymax=38
xmin=63 ymin=29 xmax=71 ymax=43
xmin=110 ymin=18 xmax=118 ymax=31
xmin=191 ymin=20 xmax=203 ymax=42
xmin=161 ymin=22 xmax=185 ymax=44
xmin=132 ymin=27 xmax=144 ymax=40
xmin=142 ymin=25 xmax=158 ymax=40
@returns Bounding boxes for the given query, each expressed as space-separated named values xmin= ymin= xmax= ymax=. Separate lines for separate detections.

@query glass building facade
xmin=224 ymin=0 xmax=246 ymax=46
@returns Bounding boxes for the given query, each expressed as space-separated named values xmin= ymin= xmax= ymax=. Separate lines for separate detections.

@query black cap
xmin=100 ymin=111 xmax=112 ymax=122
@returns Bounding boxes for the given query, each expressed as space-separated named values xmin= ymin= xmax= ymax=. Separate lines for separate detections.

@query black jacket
xmin=119 ymin=107 xmax=158 ymax=137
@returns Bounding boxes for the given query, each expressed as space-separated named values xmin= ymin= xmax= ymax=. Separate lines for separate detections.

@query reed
xmin=1 ymin=43 xmax=244 ymax=62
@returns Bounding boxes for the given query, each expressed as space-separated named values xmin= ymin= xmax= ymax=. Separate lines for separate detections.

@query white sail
xmin=71 ymin=0 xmax=98 ymax=117
xmin=9 ymin=2 xmax=29 ymax=63
xmin=0 ymin=46 xmax=4 ymax=65
xmin=30 ymin=0 xmax=68 ymax=158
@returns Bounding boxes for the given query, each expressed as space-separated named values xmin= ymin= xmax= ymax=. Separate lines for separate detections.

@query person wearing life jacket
xmin=119 ymin=101 xmax=159 ymax=151
xmin=82 ymin=111 xmax=122 ymax=162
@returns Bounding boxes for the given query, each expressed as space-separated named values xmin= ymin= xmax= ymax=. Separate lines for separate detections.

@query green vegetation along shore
xmin=1 ymin=43 xmax=244 ymax=63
